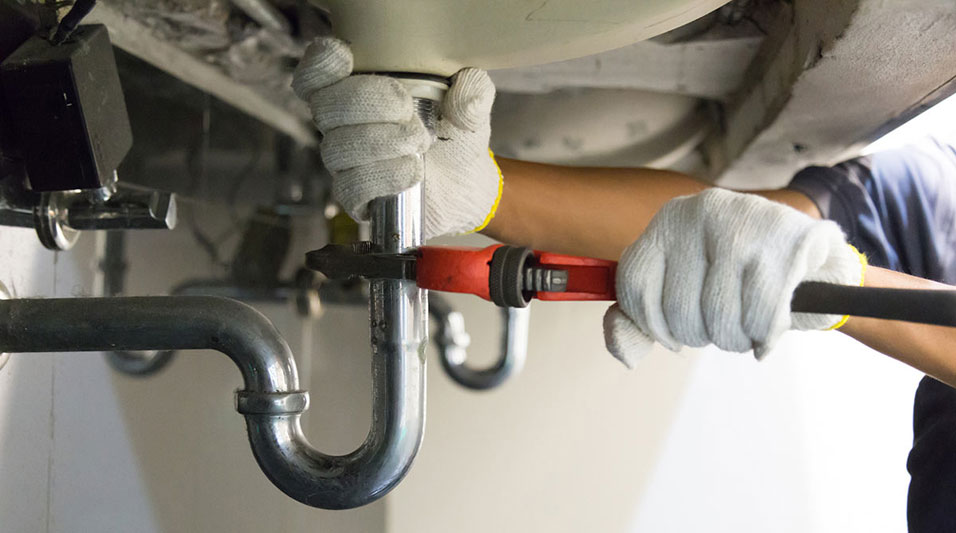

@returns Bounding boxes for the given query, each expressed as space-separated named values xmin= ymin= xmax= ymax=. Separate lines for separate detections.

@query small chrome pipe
xmin=432 ymin=295 xmax=530 ymax=391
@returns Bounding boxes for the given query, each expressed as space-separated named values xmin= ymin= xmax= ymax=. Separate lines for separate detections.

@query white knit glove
xmin=291 ymin=38 xmax=503 ymax=240
xmin=604 ymin=189 xmax=866 ymax=368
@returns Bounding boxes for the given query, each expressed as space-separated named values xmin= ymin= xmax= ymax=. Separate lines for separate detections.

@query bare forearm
xmin=840 ymin=267 xmax=956 ymax=388
xmin=484 ymin=158 xmax=819 ymax=260
xmin=487 ymin=160 xmax=956 ymax=385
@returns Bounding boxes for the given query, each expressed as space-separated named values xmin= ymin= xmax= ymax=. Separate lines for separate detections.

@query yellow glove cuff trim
xmin=826 ymin=244 xmax=868 ymax=331
xmin=468 ymin=149 xmax=504 ymax=234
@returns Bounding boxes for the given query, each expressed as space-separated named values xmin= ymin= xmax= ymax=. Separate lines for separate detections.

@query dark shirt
xmin=787 ymin=138 xmax=956 ymax=532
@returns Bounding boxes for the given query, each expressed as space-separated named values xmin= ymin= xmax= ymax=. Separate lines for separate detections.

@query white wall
xmin=627 ymin=333 xmax=920 ymax=532
xmin=0 ymin=227 xmax=922 ymax=532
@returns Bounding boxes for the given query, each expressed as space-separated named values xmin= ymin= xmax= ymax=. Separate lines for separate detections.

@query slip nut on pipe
xmin=235 ymin=390 xmax=310 ymax=415
xmin=489 ymin=245 xmax=533 ymax=308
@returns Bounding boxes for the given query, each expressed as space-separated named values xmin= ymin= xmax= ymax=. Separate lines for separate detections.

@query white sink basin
xmin=312 ymin=0 xmax=730 ymax=76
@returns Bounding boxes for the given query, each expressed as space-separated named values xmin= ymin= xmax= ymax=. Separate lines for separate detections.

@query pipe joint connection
xmin=236 ymin=390 xmax=310 ymax=415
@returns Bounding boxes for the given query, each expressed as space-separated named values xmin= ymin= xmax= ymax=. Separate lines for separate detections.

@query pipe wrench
xmin=307 ymin=243 xmax=956 ymax=327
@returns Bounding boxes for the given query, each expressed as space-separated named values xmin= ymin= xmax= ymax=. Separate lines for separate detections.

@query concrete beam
xmin=87 ymin=3 xmax=317 ymax=147
xmin=707 ymin=0 xmax=956 ymax=188
xmin=489 ymin=37 xmax=763 ymax=102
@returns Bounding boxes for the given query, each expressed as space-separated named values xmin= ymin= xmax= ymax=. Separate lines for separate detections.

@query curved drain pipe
xmin=0 ymin=295 xmax=423 ymax=509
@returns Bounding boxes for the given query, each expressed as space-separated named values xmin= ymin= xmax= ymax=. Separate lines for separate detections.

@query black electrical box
xmin=0 ymin=24 xmax=132 ymax=191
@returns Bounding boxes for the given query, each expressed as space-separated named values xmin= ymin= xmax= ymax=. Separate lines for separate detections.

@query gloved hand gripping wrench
xmin=308 ymin=243 xmax=956 ymax=327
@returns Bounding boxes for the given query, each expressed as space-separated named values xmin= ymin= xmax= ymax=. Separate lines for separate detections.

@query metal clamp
xmin=19 ymin=187 xmax=177 ymax=251
xmin=235 ymin=390 xmax=310 ymax=415
xmin=34 ymin=192 xmax=81 ymax=251
xmin=0 ymin=177 xmax=177 ymax=251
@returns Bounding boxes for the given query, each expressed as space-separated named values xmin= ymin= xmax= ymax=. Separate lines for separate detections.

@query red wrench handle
xmin=535 ymin=250 xmax=617 ymax=301
xmin=415 ymin=246 xmax=956 ymax=329
xmin=416 ymin=245 xmax=501 ymax=300
xmin=416 ymin=245 xmax=617 ymax=303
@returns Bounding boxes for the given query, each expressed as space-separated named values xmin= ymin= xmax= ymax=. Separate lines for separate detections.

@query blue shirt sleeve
xmin=787 ymin=138 xmax=956 ymax=532
xmin=786 ymin=139 xmax=956 ymax=284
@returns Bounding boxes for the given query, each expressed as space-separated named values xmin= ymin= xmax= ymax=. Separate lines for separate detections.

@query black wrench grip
xmin=792 ymin=282 xmax=956 ymax=327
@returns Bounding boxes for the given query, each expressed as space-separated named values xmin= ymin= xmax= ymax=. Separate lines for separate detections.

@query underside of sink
xmin=311 ymin=0 xmax=730 ymax=75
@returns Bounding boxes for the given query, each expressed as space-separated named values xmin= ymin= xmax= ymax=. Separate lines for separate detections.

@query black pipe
xmin=0 ymin=297 xmax=295 ymax=392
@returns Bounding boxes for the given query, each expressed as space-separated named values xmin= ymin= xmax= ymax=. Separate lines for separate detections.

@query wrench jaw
xmin=305 ymin=242 xmax=418 ymax=282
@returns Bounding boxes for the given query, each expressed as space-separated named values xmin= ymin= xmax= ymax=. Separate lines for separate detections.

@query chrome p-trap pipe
xmin=0 ymin=81 xmax=444 ymax=509
xmin=0 ymin=295 xmax=400 ymax=508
